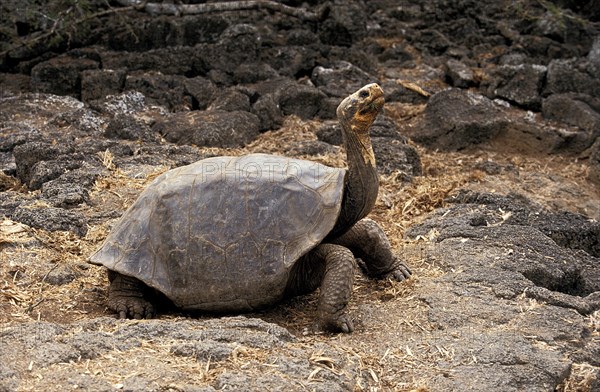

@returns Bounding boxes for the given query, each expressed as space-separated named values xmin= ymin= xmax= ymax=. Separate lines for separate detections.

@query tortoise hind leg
xmin=107 ymin=271 xmax=155 ymax=319
xmin=333 ymin=218 xmax=411 ymax=281
xmin=286 ymin=244 xmax=355 ymax=333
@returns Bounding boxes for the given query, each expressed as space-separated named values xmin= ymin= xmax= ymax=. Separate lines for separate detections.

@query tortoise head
xmin=336 ymin=83 xmax=385 ymax=133
xmin=327 ymin=84 xmax=384 ymax=237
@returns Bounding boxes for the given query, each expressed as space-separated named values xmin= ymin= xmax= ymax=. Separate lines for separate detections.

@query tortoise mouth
xmin=337 ymin=84 xmax=385 ymax=122
xmin=358 ymin=95 xmax=384 ymax=117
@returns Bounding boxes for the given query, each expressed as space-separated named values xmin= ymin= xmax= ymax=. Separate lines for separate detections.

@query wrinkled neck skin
xmin=328 ymin=119 xmax=379 ymax=239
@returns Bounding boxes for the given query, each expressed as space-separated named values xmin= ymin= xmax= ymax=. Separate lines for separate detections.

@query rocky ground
xmin=1 ymin=0 xmax=599 ymax=391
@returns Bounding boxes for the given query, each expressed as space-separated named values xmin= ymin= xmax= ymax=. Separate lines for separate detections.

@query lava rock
xmin=42 ymin=181 xmax=89 ymax=209
xmin=327 ymin=44 xmax=380 ymax=76
xmin=588 ymin=36 xmax=600 ymax=79
xmin=311 ymin=61 xmax=378 ymax=98
xmin=445 ymin=59 xmax=475 ymax=88
xmin=180 ymin=15 xmax=230 ymax=46
xmin=315 ymin=122 xmax=342 ymax=146
xmin=107 ymin=16 xmax=182 ymax=51
xmin=285 ymin=140 xmax=338 ymax=157
xmin=12 ymin=205 xmax=88 ymax=236
xmin=588 ymin=139 xmax=600 ymax=186
xmin=389 ymin=3 xmax=423 ymax=21
xmin=30 ymin=56 xmax=99 ymax=98
xmin=0 ymin=317 xmax=361 ymax=391
xmin=128 ymin=144 xmax=206 ymax=169
xmin=544 ymin=58 xmax=600 ymax=97
xmin=542 ymin=93 xmax=600 ymax=152
xmin=486 ymin=64 xmax=546 ymax=110
xmin=170 ymin=340 xmax=234 ymax=362
xmin=105 ymin=114 xmax=159 ymax=142
xmin=316 ymin=115 xmax=406 ymax=146
xmin=90 ymin=91 xmax=148 ymax=117
xmin=0 ymin=73 xmax=30 ymax=95
xmin=208 ymin=89 xmax=251 ymax=112
xmin=0 ymin=155 xmax=16 ymax=178
xmin=315 ymin=115 xmax=420 ymax=178
xmin=12 ymin=142 xmax=76 ymax=189
xmin=101 ymin=46 xmax=205 ymax=76
xmin=124 ymin=72 xmax=189 ymax=111
xmin=286 ymin=29 xmax=319 ymax=46
xmin=372 ymin=137 xmax=422 ymax=178
xmin=411 ymin=88 xmax=509 ymax=151
xmin=370 ymin=115 xmax=406 ymax=139
xmin=205 ymin=24 xmax=261 ymax=75
xmin=29 ymin=159 xmax=85 ymax=191
xmin=407 ymin=194 xmax=600 ymax=301
xmin=183 ymin=77 xmax=217 ymax=110
xmin=0 ymin=191 xmax=32 ymax=222
xmin=518 ymin=34 xmax=565 ymax=61
xmin=380 ymin=80 xmax=430 ymax=104
xmin=262 ymin=45 xmax=319 ymax=78
xmin=530 ymin=9 xmax=596 ymax=48
xmin=0 ymin=123 xmax=41 ymax=152
xmin=475 ymin=160 xmax=511 ymax=175
xmin=318 ymin=1 xmax=367 ymax=46
xmin=44 ymin=264 xmax=79 ymax=286
xmin=276 ymin=82 xmax=327 ymax=120
xmin=41 ymin=164 xmax=102 ymax=208
xmin=400 ymin=193 xmax=599 ymax=391
xmin=232 ymin=63 xmax=279 ymax=84
xmin=415 ymin=29 xmax=452 ymax=55
xmin=316 ymin=97 xmax=339 ymax=119
xmin=449 ymin=190 xmax=600 ymax=258
xmin=531 ymin=210 xmax=600 ymax=258
xmin=378 ymin=42 xmax=415 ymax=67
xmin=154 ymin=110 xmax=260 ymax=148
xmin=252 ymin=94 xmax=283 ymax=131
xmin=47 ymin=107 xmax=106 ymax=135
xmin=80 ymin=68 xmax=126 ymax=102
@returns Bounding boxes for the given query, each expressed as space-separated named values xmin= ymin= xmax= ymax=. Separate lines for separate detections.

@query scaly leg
xmin=286 ymin=244 xmax=355 ymax=333
xmin=333 ymin=218 xmax=411 ymax=281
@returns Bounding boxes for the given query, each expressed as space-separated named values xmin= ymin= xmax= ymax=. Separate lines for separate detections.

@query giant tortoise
xmin=90 ymin=83 xmax=411 ymax=332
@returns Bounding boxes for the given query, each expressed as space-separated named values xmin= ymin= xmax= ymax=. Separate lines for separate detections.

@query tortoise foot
xmin=385 ymin=259 xmax=412 ymax=282
xmin=108 ymin=271 xmax=155 ymax=319
xmin=318 ymin=311 xmax=355 ymax=333
xmin=109 ymin=294 xmax=155 ymax=320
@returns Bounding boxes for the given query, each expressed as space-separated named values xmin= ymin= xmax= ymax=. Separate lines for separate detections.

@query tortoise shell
xmin=90 ymin=154 xmax=346 ymax=311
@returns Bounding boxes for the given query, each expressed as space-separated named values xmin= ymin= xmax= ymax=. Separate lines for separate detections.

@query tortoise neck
xmin=328 ymin=121 xmax=378 ymax=238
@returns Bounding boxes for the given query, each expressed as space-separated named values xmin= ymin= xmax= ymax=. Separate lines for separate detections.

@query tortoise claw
xmin=110 ymin=295 xmax=155 ymax=320
xmin=379 ymin=258 xmax=412 ymax=282
xmin=338 ymin=316 xmax=354 ymax=333
xmin=318 ymin=312 xmax=355 ymax=333
xmin=114 ymin=302 xmax=129 ymax=319
xmin=388 ymin=262 xmax=412 ymax=282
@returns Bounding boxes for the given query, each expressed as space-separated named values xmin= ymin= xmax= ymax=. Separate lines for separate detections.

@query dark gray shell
xmin=90 ymin=154 xmax=346 ymax=311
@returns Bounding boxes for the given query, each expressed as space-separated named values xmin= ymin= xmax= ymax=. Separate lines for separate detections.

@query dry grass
xmin=558 ymin=362 xmax=600 ymax=392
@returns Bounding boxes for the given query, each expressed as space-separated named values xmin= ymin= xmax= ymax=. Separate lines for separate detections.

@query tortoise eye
xmin=358 ymin=90 xmax=370 ymax=99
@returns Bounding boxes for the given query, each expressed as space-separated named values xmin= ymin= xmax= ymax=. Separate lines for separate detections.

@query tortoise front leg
xmin=107 ymin=271 xmax=155 ymax=319
xmin=333 ymin=218 xmax=411 ymax=281
xmin=286 ymin=244 xmax=355 ymax=333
